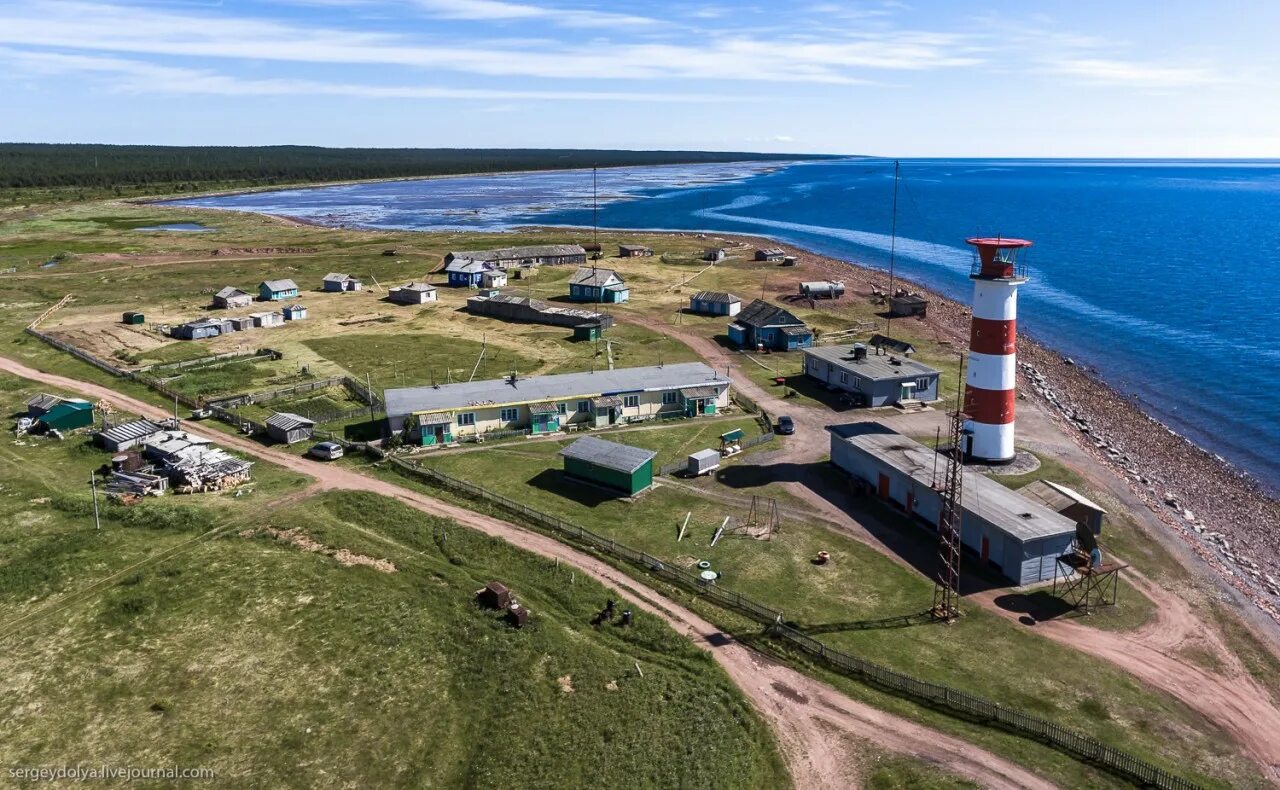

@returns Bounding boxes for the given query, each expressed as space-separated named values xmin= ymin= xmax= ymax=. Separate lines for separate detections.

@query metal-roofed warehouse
xmin=559 ymin=436 xmax=657 ymax=496
xmin=265 ymin=412 xmax=316 ymax=444
xmin=445 ymin=245 xmax=586 ymax=269
xmin=829 ymin=422 xmax=1076 ymax=585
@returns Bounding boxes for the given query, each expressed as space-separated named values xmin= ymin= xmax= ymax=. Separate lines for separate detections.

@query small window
xmin=500 ymin=407 xmax=519 ymax=422
xmin=917 ymin=377 xmax=931 ymax=392
xmin=577 ymin=400 xmax=590 ymax=413
xmin=662 ymin=391 xmax=679 ymax=405
xmin=557 ymin=403 xmax=568 ymax=415
xmin=623 ymin=394 xmax=639 ymax=409
xmin=840 ymin=372 xmax=848 ymax=384
xmin=457 ymin=412 xmax=475 ymax=427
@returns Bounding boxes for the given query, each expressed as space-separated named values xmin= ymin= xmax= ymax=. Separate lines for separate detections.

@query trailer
xmin=687 ymin=448 xmax=721 ymax=477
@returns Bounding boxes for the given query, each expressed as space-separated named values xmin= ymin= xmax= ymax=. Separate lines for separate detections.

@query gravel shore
xmin=680 ymin=230 xmax=1280 ymax=627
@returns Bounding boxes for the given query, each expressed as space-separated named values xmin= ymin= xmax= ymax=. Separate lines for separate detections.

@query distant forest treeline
xmin=0 ymin=144 xmax=817 ymax=193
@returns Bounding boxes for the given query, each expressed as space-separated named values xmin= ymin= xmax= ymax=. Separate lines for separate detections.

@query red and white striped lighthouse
xmin=963 ymin=237 xmax=1032 ymax=463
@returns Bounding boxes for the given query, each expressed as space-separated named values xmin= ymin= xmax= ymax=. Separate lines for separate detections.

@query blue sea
xmin=167 ymin=159 xmax=1280 ymax=492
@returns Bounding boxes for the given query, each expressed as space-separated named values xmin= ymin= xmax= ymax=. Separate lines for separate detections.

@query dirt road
xmin=0 ymin=355 xmax=1055 ymax=790
xmin=637 ymin=318 xmax=1280 ymax=779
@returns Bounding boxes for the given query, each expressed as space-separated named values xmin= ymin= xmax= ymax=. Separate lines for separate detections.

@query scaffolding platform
xmin=1053 ymin=550 xmax=1127 ymax=614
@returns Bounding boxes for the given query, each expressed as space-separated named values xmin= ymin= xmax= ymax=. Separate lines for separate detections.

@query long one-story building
xmin=97 ymin=419 xmax=165 ymax=452
xmin=445 ymin=245 xmax=586 ymax=270
xmin=829 ymin=423 xmax=1076 ymax=585
xmin=689 ymin=291 xmax=741 ymax=316
xmin=803 ymin=344 xmax=940 ymax=407
xmin=559 ymin=436 xmax=656 ymax=497
xmin=385 ymin=362 xmax=732 ymax=445
xmin=259 ymin=279 xmax=299 ymax=301
xmin=173 ymin=318 xmax=233 ymax=340
xmin=466 ymin=293 xmax=613 ymax=330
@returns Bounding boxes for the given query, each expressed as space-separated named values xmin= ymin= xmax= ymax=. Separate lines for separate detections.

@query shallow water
xmin=166 ymin=159 xmax=1280 ymax=491
xmin=135 ymin=222 xmax=215 ymax=232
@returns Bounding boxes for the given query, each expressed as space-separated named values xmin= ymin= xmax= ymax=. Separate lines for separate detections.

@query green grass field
xmin=406 ymin=422 xmax=1258 ymax=788
xmin=0 ymin=376 xmax=791 ymax=788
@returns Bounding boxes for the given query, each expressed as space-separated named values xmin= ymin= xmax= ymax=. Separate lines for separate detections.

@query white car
xmin=308 ymin=441 xmax=344 ymax=461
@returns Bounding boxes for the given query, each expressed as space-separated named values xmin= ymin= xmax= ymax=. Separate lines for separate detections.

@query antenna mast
xmin=592 ymin=165 xmax=598 ymax=248
xmin=931 ymin=359 xmax=966 ymax=622
xmin=885 ymin=159 xmax=900 ymax=338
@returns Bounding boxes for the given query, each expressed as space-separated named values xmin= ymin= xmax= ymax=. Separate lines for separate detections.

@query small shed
xmin=572 ymin=322 xmax=603 ymax=341
xmin=477 ymin=581 xmax=512 ymax=609
xmin=97 ymin=419 xmax=164 ymax=452
xmin=265 ymin=412 xmax=315 ymax=444
xmin=122 ymin=311 xmax=145 ymax=325
xmin=559 ymin=435 xmax=657 ymax=497
xmin=259 ymin=279 xmax=299 ymax=301
xmin=283 ymin=304 xmax=308 ymax=321
xmin=619 ymin=244 xmax=653 ymax=257
xmin=781 ymin=255 xmax=798 ymax=267
xmin=38 ymin=400 xmax=93 ymax=431
xmin=687 ymin=448 xmax=721 ymax=476
xmin=389 ymin=282 xmax=438 ymax=305
xmin=705 ymin=247 xmax=727 ymax=262
xmin=26 ymin=393 xmax=67 ymax=419
xmin=481 ymin=270 xmax=507 ymax=289
xmin=213 ymin=287 xmax=253 ymax=309
xmin=323 ymin=273 xmax=362 ymax=292
xmin=228 ymin=316 xmax=254 ymax=332
xmin=173 ymin=318 xmax=231 ymax=340
xmin=250 ymin=311 xmax=285 ymax=328
xmin=756 ymin=248 xmax=785 ymax=262
xmin=1019 ymin=480 xmax=1108 ymax=535
xmin=689 ymin=291 xmax=741 ymax=317
xmin=889 ymin=293 xmax=929 ymax=317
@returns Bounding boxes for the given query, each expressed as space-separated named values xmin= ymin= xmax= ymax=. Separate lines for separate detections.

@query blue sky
xmin=1 ymin=0 xmax=1276 ymax=156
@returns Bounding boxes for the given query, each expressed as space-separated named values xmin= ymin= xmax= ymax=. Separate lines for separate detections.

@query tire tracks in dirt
xmin=0 ymin=354 xmax=1054 ymax=790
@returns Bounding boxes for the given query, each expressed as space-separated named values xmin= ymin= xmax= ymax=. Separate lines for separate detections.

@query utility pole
xmin=90 ymin=471 xmax=101 ymax=532
xmin=366 ymin=372 xmax=376 ymax=423
xmin=886 ymin=159 xmax=900 ymax=338
xmin=592 ymin=165 xmax=598 ymax=249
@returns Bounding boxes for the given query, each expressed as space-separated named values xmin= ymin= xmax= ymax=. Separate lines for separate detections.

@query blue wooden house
xmin=568 ymin=267 xmax=629 ymax=303
xmin=444 ymin=258 xmax=492 ymax=287
xmin=259 ymin=279 xmax=299 ymax=301
xmin=727 ymin=299 xmax=813 ymax=351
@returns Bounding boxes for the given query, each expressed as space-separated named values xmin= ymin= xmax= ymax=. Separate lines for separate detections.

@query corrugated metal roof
xmin=570 ymin=267 xmax=623 ymax=287
xmin=261 ymin=279 xmax=297 ymax=291
xmin=323 ymin=273 xmax=356 ymax=282
xmin=804 ymin=345 xmax=939 ymax=382
xmin=386 ymin=362 xmax=730 ymax=418
xmin=266 ymin=412 xmax=316 ymax=431
xmin=395 ymin=282 xmax=436 ymax=292
xmin=445 ymin=258 xmax=492 ymax=274
xmin=98 ymin=419 xmax=163 ymax=445
xmin=26 ymin=393 xmax=65 ymax=410
xmin=832 ymin=424 xmax=1075 ymax=542
xmin=559 ymin=435 xmax=656 ymax=474
xmin=691 ymin=291 xmax=741 ymax=304
xmin=680 ymin=386 xmax=720 ymax=398
xmin=450 ymin=245 xmax=585 ymax=261
xmin=216 ymin=286 xmax=249 ymax=299
xmin=1021 ymin=480 xmax=1109 ymax=516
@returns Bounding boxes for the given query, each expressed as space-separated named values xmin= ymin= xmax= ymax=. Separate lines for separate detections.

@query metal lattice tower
xmin=932 ymin=386 xmax=967 ymax=622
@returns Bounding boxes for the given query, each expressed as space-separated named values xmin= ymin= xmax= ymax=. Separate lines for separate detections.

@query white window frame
xmin=557 ymin=402 xmax=568 ymax=415
xmin=917 ymin=377 xmax=931 ymax=392
xmin=623 ymin=394 xmax=639 ymax=409
xmin=840 ymin=372 xmax=848 ymax=384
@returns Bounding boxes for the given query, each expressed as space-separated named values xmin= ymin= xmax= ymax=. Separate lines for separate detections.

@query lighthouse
xmin=963 ymin=237 xmax=1032 ymax=463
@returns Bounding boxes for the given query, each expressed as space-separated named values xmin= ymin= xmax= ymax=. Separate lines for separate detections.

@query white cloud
xmin=0 ymin=47 xmax=737 ymax=102
xmin=1044 ymin=57 xmax=1220 ymax=89
xmin=414 ymin=0 xmax=657 ymax=27
xmin=0 ymin=1 xmax=982 ymax=85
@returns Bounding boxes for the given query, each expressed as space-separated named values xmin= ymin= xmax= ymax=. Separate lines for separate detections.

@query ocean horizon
xmin=165 ymin=158 xmax=1280 ymax=493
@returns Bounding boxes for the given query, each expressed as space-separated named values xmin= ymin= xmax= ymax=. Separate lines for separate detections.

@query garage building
xmin=559 ymin=435 xmax=657 ymax=497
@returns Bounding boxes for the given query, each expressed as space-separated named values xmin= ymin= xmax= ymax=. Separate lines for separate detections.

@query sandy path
xmin=635 ymin=317 xmax=1280 ymax=779
xmin=0 ymin=355 xmax=1054 ymax=790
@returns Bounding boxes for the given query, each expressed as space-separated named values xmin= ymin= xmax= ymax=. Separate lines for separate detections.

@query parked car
xmin=308 ymin=441 xmax=344 ymax=461
xmin=776 ymin=416 xmax=795 ymax=435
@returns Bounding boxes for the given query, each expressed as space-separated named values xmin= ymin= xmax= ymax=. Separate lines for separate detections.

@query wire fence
xmin=387 ymin=456 xmax=1202 ymax=790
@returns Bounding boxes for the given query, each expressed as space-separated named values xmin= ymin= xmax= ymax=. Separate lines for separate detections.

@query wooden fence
xmin=388 ymin=458 xmax=1203 ymax=790
xmin=657 ymin=432 xmax=775 ymax=476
